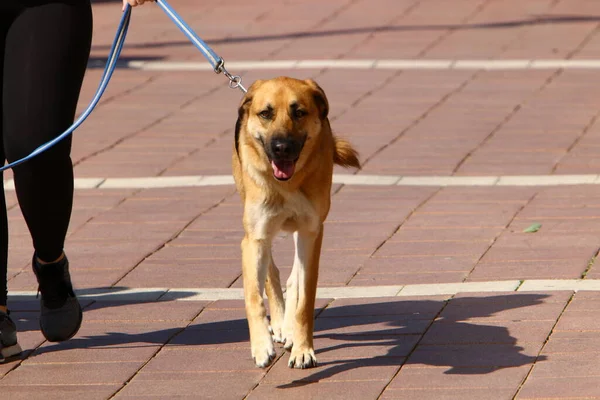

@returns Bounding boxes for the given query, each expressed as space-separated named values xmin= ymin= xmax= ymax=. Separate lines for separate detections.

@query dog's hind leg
xmin=287 ymin=226 xmax=323 ymax=369
xmin=241 ymin=236 xmax=276 ymax=368
xmin=265 ymin=259 xmax=285 ymax=344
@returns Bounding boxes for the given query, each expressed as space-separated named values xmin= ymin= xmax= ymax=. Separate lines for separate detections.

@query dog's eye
xmin=293 ymin=109 xmax=307 ymax=119
xmin=258 ymin=110 xmax=272 ymax=120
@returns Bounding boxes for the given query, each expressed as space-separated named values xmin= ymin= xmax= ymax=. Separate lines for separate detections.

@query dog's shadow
xmin=12 ymin=292 xmax=550 ymax=385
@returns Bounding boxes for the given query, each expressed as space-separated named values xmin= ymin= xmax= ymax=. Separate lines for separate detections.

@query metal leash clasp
xmin=214 ymin=59 xmax=247 ymax=94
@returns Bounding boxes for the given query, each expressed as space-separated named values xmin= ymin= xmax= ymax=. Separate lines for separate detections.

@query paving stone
xmin=0 ymin=385 xmax=122 ymax=400
xmin=247 ymin=380 xmax=389 ymax=400
xmin=389 ymin=365 xmax=531 ymax=389
xmin=380 ymin=387 xmax=517 ymax=400
xmin=116 ymin=371 xmax=264 ymax=399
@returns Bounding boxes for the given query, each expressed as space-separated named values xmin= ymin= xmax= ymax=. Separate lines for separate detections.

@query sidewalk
xmin=3 ymin=0 xmax=600 ymax=398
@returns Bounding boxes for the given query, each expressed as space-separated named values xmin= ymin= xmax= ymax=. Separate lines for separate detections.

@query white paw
xmin=252 ymin=337 xmax=276 ymax=368
xmin=270 ymin=325 xmax=285 ymax=344
xmin=283 ymin=334 xmax=293 ymax=351
xmin=288 ymin=347 xmax=317 ymax=369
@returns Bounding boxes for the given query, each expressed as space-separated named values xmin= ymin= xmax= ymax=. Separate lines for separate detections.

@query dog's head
xmin=235 ymin=77 xmax=329 ymax=182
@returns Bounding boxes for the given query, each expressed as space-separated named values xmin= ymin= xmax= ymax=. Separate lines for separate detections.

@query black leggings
xmin=0 ymin=0 xmax=93 ymax=306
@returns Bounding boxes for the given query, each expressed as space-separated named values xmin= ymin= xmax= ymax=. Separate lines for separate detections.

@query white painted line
xmin=99 ymin=176 xmax=204 ymax=189
xmin=295 ymin=59 xmax=376 ymax=69
xmin=518 ymin=279 xmax=600 ymax=292
xmin=6 ymin=174 xmax=600 ymax=191
xmin=195 ymin=175 xmax=235 ymax=186
xmin=398 ymin=176 xmax=499 ymax=187
xmin=162 ymin=288 xmax=245 ymax=301
xmin=79 ymin=287 xmax=169 ymax=301
xmin=316 ymin=285 xmax=402 ymax=298
xmin=453 ymin=60 xmax=531 ymax=70
xmin=374 ymin=59 xmax=454 ymax=69
xmin=85 ymin=59 xmax=600 ymax=72
xmin=398 ymin=281 xmax=521 ymax=296
xmin=332 ymin=174 xmax=401 ymax=185
xmin=496 ymin=175 xmax=599 ymax=186
xmin=10 ymin=279 xmax=600 ymax=302
xmin=74 ymin=178 xmax=106 ymax=189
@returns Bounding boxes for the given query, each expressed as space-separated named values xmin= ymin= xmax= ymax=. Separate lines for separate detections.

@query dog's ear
xmin=305 ymin=79 xmax=329 ymax=119
xmin=235 ymin=82 xmax=260 ymax=156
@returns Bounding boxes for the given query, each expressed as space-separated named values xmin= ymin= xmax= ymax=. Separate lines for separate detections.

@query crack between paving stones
xmin=511 ymin=291 xmax=575 ymax=400
xmin=462 ymin=191 xmax=539 ymax=283
xmin=550 ymin=23 xmax=600 ymax=174
xmin=342 ymin=0 xmax=497 ymax=170
xmin=581 ymin=247 xmax=600 ymax=279
xmin=111 ymin=189 xmax=236 ymax=287
xmin=416 ymin=0 xmax=494 ymax=58
xmin=72 ymin=73 xmax=161 ymax=167
xmin=266 ymin=0 xmax=361 ymax=59
xmin=359 ymin=69 xmax=477 ymax=170
xmin=340 ymin=0 xmax=422 ymax=58
xmin=375 ymin=294 xmax=456 ymax=400
xmin=344 ymin=188 xmax=442 ymax=285
xmin=107 ymin=302 xmax=212 ymax=399
xmin=73 ymin=75 xmax=226 ymax=169
xmin=454 ymin=2 xmax=600 ymax=176
xmin=552 ymin=108 xmax=600 ymax=174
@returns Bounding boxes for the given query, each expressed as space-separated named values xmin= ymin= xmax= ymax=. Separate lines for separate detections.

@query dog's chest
xmin=247 ymin=191 xmax=319 ymax=238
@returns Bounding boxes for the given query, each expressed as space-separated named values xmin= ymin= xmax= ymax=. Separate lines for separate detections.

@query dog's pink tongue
xmin=272 ymin=160 xmax=295 ymax=180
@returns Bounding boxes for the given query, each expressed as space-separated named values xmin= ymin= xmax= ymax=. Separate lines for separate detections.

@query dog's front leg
xmin=287 ymin=226 xmax=323 ymax=369
xmin=241 ymin=236 xmax=276 ymax=368
xmin=265 ymin=260 xmax=285 ymax=344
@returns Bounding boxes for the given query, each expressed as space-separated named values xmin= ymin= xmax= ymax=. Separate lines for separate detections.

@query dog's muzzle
xmin=267 ymin=136 xmax=306 ymax=181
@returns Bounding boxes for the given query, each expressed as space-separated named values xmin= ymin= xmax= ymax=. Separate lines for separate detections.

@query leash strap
xmin=1 ymin=0 xmax=246 ymax=172
xmin=0 ymin=6 xmax=131 ymax=172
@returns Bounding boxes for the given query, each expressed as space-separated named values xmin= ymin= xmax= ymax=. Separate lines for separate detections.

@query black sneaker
xmin=32 ymin=254 xmax=82 ymax=342
xmin=0 ymin=310 xmax=22 ymax=363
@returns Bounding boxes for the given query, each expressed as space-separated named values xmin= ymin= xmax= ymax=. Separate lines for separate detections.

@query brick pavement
xmin=3 ymin=0 xmax=600 ymax=398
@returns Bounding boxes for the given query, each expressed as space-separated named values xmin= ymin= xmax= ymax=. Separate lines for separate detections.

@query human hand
xmin=122 ymin=0 xmax=155 ymax=11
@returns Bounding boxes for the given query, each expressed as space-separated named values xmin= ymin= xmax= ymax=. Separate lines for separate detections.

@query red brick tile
xmin=517 ymin=376 xmax=600 ymax=399
xmin=248 ymin=380 xmax=389 ymax=400
xmin=142 ymin=347 xmax=258 ymax=372
xmin=117 ymin=371 xmax=264 ymax=399
xmin=1 ymin=362 xmax=143 ymax=385
xmin=0 ymin=385 xmax=122 ymax=400
xmin=380 ymin=387 xmax=516 ymax=400
xmin=389 ymin=365 xmax=530 ymax=389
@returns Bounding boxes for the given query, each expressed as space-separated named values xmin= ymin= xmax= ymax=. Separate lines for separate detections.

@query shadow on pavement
xmin=15 ymin=293 xmax=550 ymax=384
xmin=89 ymin=14 xmax=600 ymax=51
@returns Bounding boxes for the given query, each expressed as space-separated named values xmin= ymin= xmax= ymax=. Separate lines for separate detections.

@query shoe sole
xmin=0 ymin=343 xmax=23 ymax=363
xmin=39 ymin=304 xmax=83 ymax=343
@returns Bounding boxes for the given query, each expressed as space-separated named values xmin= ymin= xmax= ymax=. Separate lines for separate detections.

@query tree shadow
xmin=13 ymin=293 xmax=551 ymax=385
xmin=89 ymin=14 xmax=600 ymax=51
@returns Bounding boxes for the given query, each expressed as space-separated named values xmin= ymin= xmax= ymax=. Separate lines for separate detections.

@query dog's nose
xmin=271 ymin=138 xmax=294 ymax=159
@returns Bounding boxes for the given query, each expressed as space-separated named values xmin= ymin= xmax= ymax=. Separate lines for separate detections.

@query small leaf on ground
xmin=523 ymin=223 xmax=542 ymax=233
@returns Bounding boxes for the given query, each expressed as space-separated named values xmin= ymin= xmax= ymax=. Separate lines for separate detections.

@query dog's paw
xmin=282 ymin=334 xmax=293 ymax=351
xmin=270 ymin=325 xmax=285 ymax=344
xmin=252 ymin=338 xmax=277 ymax=368
xmin=288 ymin=347 xmax=317 ymax=369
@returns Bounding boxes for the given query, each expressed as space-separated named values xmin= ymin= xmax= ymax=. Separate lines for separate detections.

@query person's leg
xmin=0 ymin=5 xmax=18 ymax=315
xmin=0 ymin=4 xmax=23 ymax=362
xmin=3 ymin=0 xmax=93 ymax=342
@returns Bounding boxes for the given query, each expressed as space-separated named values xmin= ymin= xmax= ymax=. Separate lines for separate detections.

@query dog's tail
xmin=333 ymin=136 xmax=361 ymax=169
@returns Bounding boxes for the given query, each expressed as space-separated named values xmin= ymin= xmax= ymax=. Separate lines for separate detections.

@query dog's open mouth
xmin=271 ymin=159 xmax=296 ymax=181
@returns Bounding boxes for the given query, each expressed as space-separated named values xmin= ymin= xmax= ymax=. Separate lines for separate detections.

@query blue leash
xmin=1 ymin=0 xmax=245 ymax=172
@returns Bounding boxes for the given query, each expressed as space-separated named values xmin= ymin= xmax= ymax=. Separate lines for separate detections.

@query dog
xmin=232 ymin=76 xmax=360 ymax=369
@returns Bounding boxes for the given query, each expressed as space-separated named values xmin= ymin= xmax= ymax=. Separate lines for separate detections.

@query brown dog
xmin=232 ymin=77 xmax=360 ymax=369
